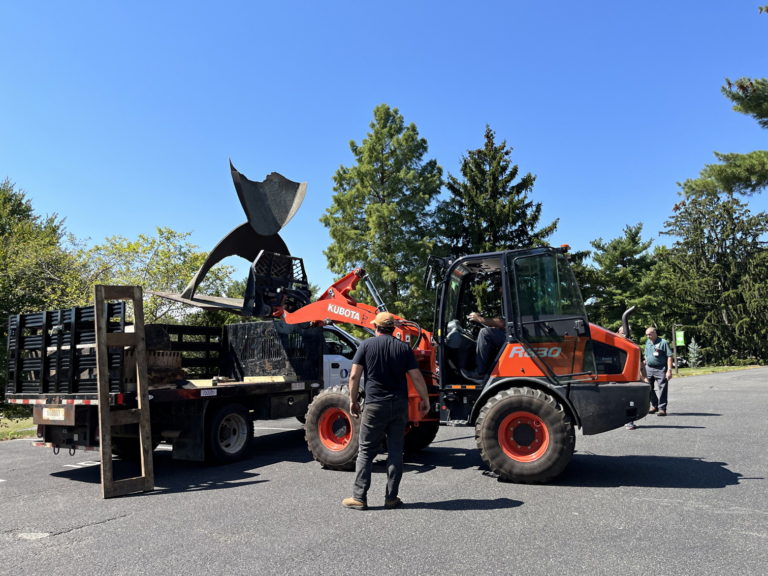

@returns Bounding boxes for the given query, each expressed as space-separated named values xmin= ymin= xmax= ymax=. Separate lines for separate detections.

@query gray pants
xmin=646 ymin=365 xmax=669 ymax=410
xmin=352 ymin=397 xmax=408 ymax=503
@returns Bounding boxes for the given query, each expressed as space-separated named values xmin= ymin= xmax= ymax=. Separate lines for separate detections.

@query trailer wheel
xmin=475 ymin=387 xmax=574 ymax=483
xmin=404 ymin=420 xmax=440 ymax=453
xmin=305 ymin=386 xmax=359 ymax=470
xmin=206 ymin=403 xmax=253 ymax=464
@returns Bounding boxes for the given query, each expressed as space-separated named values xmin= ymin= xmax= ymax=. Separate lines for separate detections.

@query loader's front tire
xmin=305 ymin=386 xmax=359 ymax=471
xmin=475 ymin=387 xmax=574 ymax=483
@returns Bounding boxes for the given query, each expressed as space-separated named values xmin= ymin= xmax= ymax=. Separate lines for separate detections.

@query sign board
xmin=675 ymin=331 xmax=685 ymax=346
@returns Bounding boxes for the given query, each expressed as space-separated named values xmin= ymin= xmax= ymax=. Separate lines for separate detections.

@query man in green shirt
xmin=644 ymin=326 xmax=674 ymax=416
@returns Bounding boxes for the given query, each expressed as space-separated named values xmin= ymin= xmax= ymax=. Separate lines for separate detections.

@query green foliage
xmin=434 ymin=125 xmax=557 ymax=258
xmin=573 ymin=224 xmax=655 ymax=332
xmin=1 ymin=180 xmax=90 ymax=405
xmin=0 ymin=179 xmax=91 ymax=319
xmin=659 ymin=182 xmax=768 ymax=363
xmin=708 ymin=76 xmax=768 ymax=197
xmin=321 ymin=104 xmax=443 ymax=327
xmin=701 ymin=150 xmax=768 ymax=196
xmin=85 ymin=227 xmax=237 ymax=324
xmin=687 ymin=337 xmax=702 ymax=368
xmin=184 ymin=276 xmax=250 ymax=327
xmin=723 ymin=77 xmax=768 ymax=129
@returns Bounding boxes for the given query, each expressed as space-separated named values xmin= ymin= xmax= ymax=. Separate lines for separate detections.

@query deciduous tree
xmin=86 ymin=227 xmax=236 ymax=324
xmin=1 ymin=179 xmax=89 ymax=411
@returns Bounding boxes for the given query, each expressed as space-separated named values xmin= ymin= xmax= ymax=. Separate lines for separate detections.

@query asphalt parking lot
xmin=1 ymin=368 xmax=767 ymax=576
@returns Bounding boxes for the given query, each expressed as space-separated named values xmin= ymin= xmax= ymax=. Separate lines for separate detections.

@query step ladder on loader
xmin=94 ymin=285 xmax=154 ymax=499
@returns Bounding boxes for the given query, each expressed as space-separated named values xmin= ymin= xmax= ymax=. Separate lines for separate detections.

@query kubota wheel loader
xmin=275 ymin=245 xmax=648 ymax=483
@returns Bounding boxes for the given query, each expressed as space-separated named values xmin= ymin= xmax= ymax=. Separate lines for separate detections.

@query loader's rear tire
xmin=305 ymin=386 xmax=359 ymax=471
xmin=206 ymin=403 xmax=253 ymax=464
xmin=475 ymin=387 xmax=574 ymax=483
xmin=404 ymin=420 xmax=440 ymax=453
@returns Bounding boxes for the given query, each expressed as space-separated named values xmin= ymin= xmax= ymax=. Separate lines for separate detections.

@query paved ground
xmin=1 ymin=368 xmax=766 ymax=576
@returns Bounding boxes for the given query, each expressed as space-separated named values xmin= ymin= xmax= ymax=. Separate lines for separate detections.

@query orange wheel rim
xmin=318 ymin=407 xmax=352 ymax=451
xmin=498 ymin=411 xmax=550 ymax=462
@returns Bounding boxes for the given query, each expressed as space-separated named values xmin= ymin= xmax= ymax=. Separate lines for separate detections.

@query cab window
xmin=323 ymin=331 xmax=356 ymax=359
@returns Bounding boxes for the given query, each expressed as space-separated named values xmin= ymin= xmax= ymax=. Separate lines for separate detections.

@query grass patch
xmin=0 ymin=415 xmax=36 ymax=441
xmin=675 ymin=365 xmax=762 ymax=377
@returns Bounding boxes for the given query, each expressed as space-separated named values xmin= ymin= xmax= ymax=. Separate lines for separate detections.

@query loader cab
xmin=437 ymin=247 xmax=595 ymax=391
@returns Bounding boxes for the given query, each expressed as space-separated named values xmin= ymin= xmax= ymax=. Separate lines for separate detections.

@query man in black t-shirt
xmin=342 ymin=312 xmax=430 ymax=511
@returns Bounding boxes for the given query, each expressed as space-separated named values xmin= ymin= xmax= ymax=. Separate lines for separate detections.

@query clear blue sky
xmin=2 ymin=1 xmax=766 ymax=292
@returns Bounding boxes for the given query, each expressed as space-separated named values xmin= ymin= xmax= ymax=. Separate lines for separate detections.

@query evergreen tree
xmin=700 ymin=7 xmax=768 ymax=197
xmin=687 ymin=337 xmax=703 ymax=368
xmin=650 ymin=7 xmax=768 ymax=363
xmin=321 ymin=104 xmax=442 ymax=326
xmin=434 ymin=125 xmax=557 ymax=257
xmin=659 ymin=181 xmax=768 ymax=363
xmin=577 ymin=224 xmax=655 ymax=331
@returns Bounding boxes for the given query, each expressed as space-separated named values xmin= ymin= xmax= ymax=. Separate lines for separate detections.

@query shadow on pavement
xmin=634 ymin=424 xmax=706 ymax=430
xmin=402 ymin=497 xmax=523 ymax=511
xmin=661 ymin=412 xmax=722 ymax=417
xmin=555 ymin=454 xmax=744 ymax=488
xmin=50 ymin=425 xmax=313 ymax=495
xmin=402 ymin=445 xmax=484 ymax=474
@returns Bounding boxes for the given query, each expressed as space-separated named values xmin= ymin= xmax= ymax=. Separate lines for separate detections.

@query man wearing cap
xmin=342 ymin=311 xmax=430 ymax=511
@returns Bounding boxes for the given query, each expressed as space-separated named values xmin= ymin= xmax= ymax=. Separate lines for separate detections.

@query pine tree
xmin=576 ymin=224 xmax=654 ymax=331
xmin=321 ymin=104 xmax=442 ymax=326
xmin=433 ymin=125 xmax=557 ymax=258
xmin=687 ymin=337 xmax=703 ymax=368
xmin=702 ymin=7 xmax=768 ymax=197
xmin=659 ymin=182 xmax=768 ymax=363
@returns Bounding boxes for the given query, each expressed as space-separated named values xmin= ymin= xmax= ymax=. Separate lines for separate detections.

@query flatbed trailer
xmin=5 ymin=287 xmax=324 ymax=495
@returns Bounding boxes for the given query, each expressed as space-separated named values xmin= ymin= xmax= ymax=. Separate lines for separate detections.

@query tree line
xmin=323 ymin=80 xmax=767 ymax=365
xmin=2 ymin=23 xmax=766 ymax=420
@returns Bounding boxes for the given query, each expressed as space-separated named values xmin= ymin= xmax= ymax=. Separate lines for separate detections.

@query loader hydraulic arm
xmin=282 ymin=268 xmax=432 ymax=354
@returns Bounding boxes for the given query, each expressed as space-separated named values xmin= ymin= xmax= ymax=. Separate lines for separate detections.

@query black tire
xmin=475 ymin=387 xmax=575 ymax=483
xmin=206 ymin=403 xmax=253 ymax=464
xmin=404 ymin=419 xmax=440 ymax=453
xmin=304 ymin=386 xmax=359 ymax=471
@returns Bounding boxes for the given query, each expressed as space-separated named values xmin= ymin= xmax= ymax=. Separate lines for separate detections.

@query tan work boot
xmin=342 ymin=497 xmax=367 ymax=510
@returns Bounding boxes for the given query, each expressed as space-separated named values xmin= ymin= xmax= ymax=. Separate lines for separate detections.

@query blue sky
xmin=2 ymin=1 xmax=766 ymax=292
